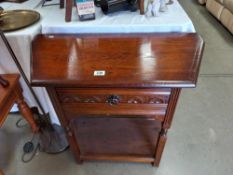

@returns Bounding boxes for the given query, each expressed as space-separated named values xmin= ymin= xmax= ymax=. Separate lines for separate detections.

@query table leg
xmin=15 ymin=83 xmax=38 ymax=133
xmin=138 ymin=0 xmax=145 ymax=14
xmin=153 ymin=129 xmax=167 ymax=166
xmin=65 ymin=0 xmax=73 ymax=22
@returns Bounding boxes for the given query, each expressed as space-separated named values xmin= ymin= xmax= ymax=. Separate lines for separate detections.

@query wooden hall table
xmin=0 ymin=74 xmax=38 ymax=131
xmin=31 ymin=33 xmax=204 ymax=166
xmin=0 ymin=74 xmax=38 ymax=175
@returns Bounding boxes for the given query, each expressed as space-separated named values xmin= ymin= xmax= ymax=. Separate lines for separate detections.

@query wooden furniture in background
xmin=31 ymin=33 xmax=204 ymax=166
xmin=0 ymin=74 xmax=38 ymax=175
xmin=138 ymin=0 xmax=145 ymax=14
xmin=0 ymin=76 xmax=9 ymax=87
xmin=64 ymin=0 xmax=75 ymax=22
xmin=0 ymin=74 xmax=38 ymax=132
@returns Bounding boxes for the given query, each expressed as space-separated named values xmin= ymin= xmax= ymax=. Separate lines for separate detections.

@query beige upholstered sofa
xmin=198 ymin=0 xmax=233 ymax=34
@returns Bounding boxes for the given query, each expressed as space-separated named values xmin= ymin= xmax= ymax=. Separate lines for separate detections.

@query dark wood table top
xmin=31 ymin=33 xmax=204 ymax=88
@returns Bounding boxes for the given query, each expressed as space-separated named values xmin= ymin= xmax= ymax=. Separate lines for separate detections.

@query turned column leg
xmin=153 ymin=129 xmax=167 ymax=166
xmin=65 ymin=0 xmax=73 ymax=22
xmin=15 ymin=84 xmax=38 ymax=133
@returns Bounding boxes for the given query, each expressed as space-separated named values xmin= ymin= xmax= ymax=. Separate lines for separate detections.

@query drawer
xmin=56 ymin=88 xmax=171 ymax=117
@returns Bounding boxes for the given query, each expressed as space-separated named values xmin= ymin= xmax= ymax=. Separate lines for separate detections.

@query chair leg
xmin=15 ymin=84 xmax=39 ymax=133
xmin=0 ymin=169 xmax=4 ymax=175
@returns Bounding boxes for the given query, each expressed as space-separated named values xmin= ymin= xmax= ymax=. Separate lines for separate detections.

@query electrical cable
xmin=16 ymin=118 xmax=28 ymax=128
xmin=21 ymin=133 xmax=40 ymax=163
xmin=15 ymin=120 xmax=40 ymax=163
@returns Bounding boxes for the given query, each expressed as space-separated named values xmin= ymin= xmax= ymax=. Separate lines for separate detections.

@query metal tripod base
xmin=39 ymin=124 xmax=69 ymax=154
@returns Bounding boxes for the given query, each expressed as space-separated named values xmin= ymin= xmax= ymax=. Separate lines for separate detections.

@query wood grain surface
xmin=31 ymin=34 xmax=204 ymax=166
xmin=31 ymin=33 xmax=204 ymax=88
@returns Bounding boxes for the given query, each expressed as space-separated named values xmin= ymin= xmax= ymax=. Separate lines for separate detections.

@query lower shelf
xmin=80 ymin=154 xmax=155 ymax=163
xmin=70 ymin=116 xmax=162 ymax=157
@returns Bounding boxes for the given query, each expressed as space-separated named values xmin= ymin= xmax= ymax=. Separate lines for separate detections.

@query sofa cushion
xmin=220 ymin=8 xmax=233 ymax=33
xmin=206 ymin=0 xmax=224 ymax=19
xmin=224 ymin=0 xmax=233 ymax=13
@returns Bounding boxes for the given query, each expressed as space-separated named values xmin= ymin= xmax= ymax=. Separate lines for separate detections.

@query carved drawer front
xmin=56 ymin=88 xmax=171 ymax=117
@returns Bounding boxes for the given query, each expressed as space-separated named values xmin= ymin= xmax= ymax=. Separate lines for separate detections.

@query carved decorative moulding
xmin=59 ymin=94 xmax=169 ymax=104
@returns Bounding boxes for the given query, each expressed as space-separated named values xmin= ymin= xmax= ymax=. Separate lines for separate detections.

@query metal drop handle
xmin=107 ymin=95 xmax=120 ymax=105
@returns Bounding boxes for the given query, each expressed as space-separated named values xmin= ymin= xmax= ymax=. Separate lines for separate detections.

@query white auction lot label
xmin=94 ymin=70 xmax=106 ymax=76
